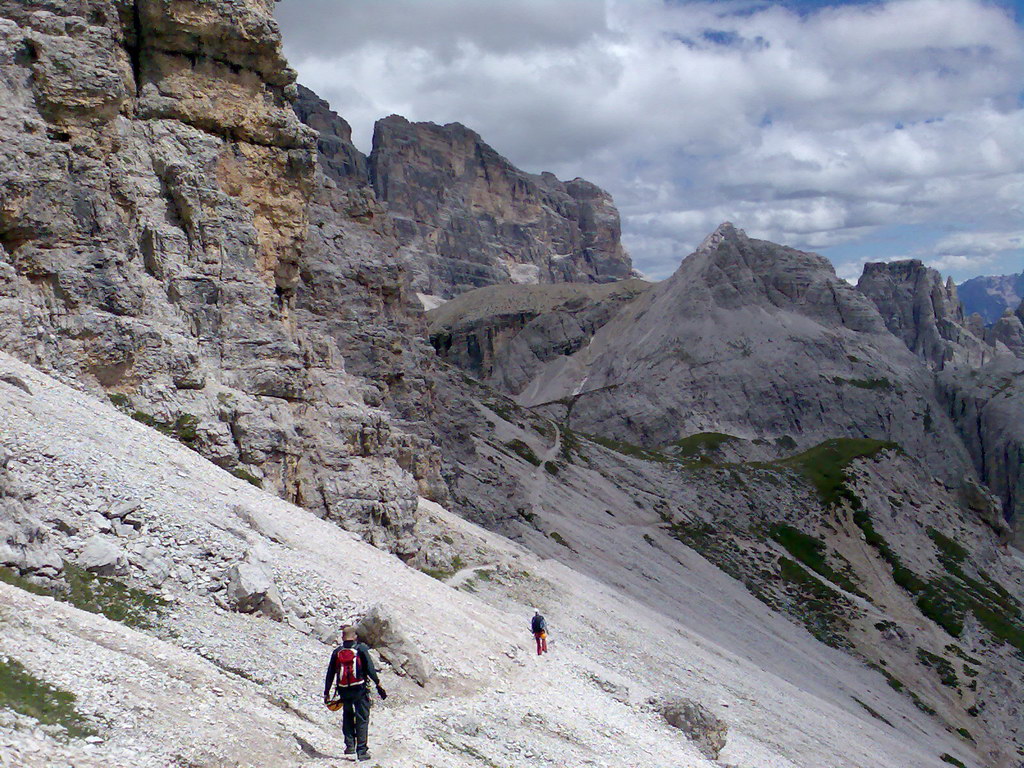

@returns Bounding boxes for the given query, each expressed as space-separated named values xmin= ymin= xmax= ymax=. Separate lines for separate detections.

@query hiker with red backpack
xmin=531 ymin=608 xmax=548 ymax=655
xmin=323 ymin=625 xmax=387 ymax=761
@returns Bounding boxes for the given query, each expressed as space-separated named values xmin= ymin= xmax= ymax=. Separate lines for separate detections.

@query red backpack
xmin=335 ymin=646 xmax=365 ymax=689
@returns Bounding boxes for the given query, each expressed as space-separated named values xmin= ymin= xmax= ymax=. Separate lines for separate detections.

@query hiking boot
xmin=357 ymin=751 xmax=372 ymax=761
xmin=344 ymin=746 xmax=356 ymax=755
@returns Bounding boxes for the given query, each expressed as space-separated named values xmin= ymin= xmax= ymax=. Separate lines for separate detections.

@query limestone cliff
xmin=857 ymin=261 xmax=1024 ymax=538
xmin=0 ymin=1 xmax=423 ymax=555
xmin=443 ymin=223 xmax=971 ymax=483
xmin=368 ymin=115 xmax=633 ymax=299
xmin=857 ymin=260 xmax=994 ymax=370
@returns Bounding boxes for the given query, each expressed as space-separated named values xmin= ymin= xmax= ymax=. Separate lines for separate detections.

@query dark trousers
xmin=339 ymin=686 xmax=371 ymax=754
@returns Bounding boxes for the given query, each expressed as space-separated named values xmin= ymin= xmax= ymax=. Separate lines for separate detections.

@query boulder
xmin=224 ymin=562 xmax=285 ymax=621
xmin=355 ymin=603 xmax=432 ymax=686
xmin=657 ymin=697 xmax=728 ymax=760
xmin=78 ymin=536 xmax=125 ymax=576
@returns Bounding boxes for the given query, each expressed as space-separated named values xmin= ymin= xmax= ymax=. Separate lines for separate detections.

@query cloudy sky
xmin=276 ymin=0 xmax=1024 ymax=283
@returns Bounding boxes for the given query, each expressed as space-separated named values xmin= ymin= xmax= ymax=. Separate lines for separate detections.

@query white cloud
xmin=276 ymin=0 xmax=1024 ymax=282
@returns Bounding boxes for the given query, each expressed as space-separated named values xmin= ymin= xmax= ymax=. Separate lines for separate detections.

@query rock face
xmin=939 ymin=357 xmax=1024 ymax=541
xmin=225 ymin=562 xmax=285 ymax=621
xmin=985 ymin=305 xmax=1024 ymax=358
xmin=469 ymin=223 xmax=971 ymax=482
xmin=354 ymin=603 xmax=432 ymax=686
xmin=657 ymin=698 xmax=728 ymax=760
xmin=957 ymin=272 xmax=1024 ymax=325
xmin=857 ymin=263 xmax=1024 ymax=537
xmin=368 ymin=115 xmax=633 ymax=299
xmin=0 ymin=1 xmax=428 ymax=556
xmin=0 ymin=447 xmax=62 ymax=581
xmin=428 ymin=279 xmax=651 ymax=393
xmin=857 ymin=261 xmax=993 ymax=370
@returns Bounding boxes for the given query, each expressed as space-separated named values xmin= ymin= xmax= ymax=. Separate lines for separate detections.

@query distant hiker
xmin=324 ymin=625 xmax=387 ymax=761
xmin=531 ymin=608 xmax=548 ymax=655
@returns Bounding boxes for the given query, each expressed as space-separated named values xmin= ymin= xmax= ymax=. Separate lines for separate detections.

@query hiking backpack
xmin=334 ymin=646 xmax=365 ymax=689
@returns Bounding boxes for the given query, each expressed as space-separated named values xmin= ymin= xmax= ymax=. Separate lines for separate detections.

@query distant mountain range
xmin=958 ymin=272 xmax=1024 ymax=324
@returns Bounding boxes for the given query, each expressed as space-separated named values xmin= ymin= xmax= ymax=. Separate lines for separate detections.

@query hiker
xmin=531 ymin=608 xmax=548 ymax=655
xmin=323 ymin=625 xmax=387 ymax=761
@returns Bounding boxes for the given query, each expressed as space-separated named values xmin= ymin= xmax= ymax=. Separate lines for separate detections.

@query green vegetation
xmin=2 ymin=564 xmax=165 ymax=630
xmin=927 ymin=527 xmax=969 ymax=564
xmin=940 ymin=754 xmax=967 ymax=768
xmin=108 ymin=394 xmax=202 ymax=448
xmin=585 ymin=433 xmax=671 ymax=463
xmin=0 ymin=565 xmax=54 ymax=597
xmin=944 ymin=643 xmax=982 ymax=667
xmin=955 ymin=727 xmax=974 ymax=743
xmin=543 ymin=460 xmax=559 ymax=475
xmin=504 ymin=439 xmax=541 ymax=466
xmin=780 ymin=438 xmax=897 ymax=506
xmin=832 ymin=376 xmax=893 ymax=390
xmin=0 ymin=656 xmax=95 ymax=738
xmin=107 ymin=392 xmax=132 ymax=409
xmin=856 ymin=507 xmax=1024 ymax=652
xmin=851 ymin=696 xmax=893 ymax=727
xmin=559 ymin=427 xmax=582 ymax=461
xmin=916 ymin=647 xmax=959 ymax=689
xmin=769 ymin=524 xmax=864 ymax=597
xmin=418 ymin=555 xmax=464 ymax=582
xmin=671 ymin=432 xmax=738 ymax=457
xmin=63 ymin=563 xmax=166 ymax=629
xmin=777 ymin=556 xmax=854 ymax=648
xmin=549 ymin=531 xmax=572 ymax=549
xmin=774 ymin=435 xmax=797 ymax=451
xmin=230 ymin=466 xmax=263 ymax=488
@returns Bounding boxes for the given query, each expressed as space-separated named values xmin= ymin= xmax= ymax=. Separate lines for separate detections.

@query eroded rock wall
xmin=0 ymin=1 xmax=423 ymax=555
xmin=368 ymin=115 xmax=633 ymax=299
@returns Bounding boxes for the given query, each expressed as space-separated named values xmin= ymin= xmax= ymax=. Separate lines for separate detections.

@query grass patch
xmin=927 ymin=528 xmax=969 ymax=563
xmin=857 ymin=509 xmax=1024 ymax=652
xmin=780 ymin=438 xmax=897 ymax=506
xmin=770 ymin=524 xmax=865 ymax=597
xmin=832 ymin=376 xmax=893 ymax=390
xmin=852 ymin=696 xmax=893 ymax=727
xmin=777 ymin=556 xmax=854 ymax=647
xmin=0 ymin=566 xmax=55 ymax=597
xmin=0 ymin=656 xmax=96 ymax=738
xmin=585 ymin=433 xmax=671 ymax=463
xmin=916 ymin=647 xmax=959 ymax=688
xmin=109 ymin=394 xmax=201 ymax=448
xmin=670 ymin=432 xmax=738 ymax=457
xmin=543 ymin=460 xmax=559 ymax=475
xmin=230 ymin=466 xmax=263 ymax=488
xmin=107 ymin=392 xmax=132 ymax=409
xmin=549 ymin=531 xmax=572 ymax=549
xmin=940 ymin=754 xmax=967 ymax=768
xmin=62 ymin=563 xmax=166 ymax=629
xmin=504 ymin=439 xmax=541 ymax=466
xmin=2 ymin=564 xmax=165 ymax=630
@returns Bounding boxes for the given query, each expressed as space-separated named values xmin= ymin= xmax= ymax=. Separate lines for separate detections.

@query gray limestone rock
xmin=463 ymin=223 xmax=972 ymax=484
xmin=428 ymin=279 xmax=651 ymax=393
xmin=368 ymin=115 xmax=632 ymax=299
xmin=355 ymin=603 xmax=432 ymax=686
xmin=656 ymin=697 xmax=728 ymax=760
xmin=78 ymin=535 xmax=125 ymax=576
xmin=986 ymin=308 xmax=1024 ymax=358
xmin=224 ymin=562 xmax=285 ymax=621
xmin=858 ymin=260 xmax=995 ymax=370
